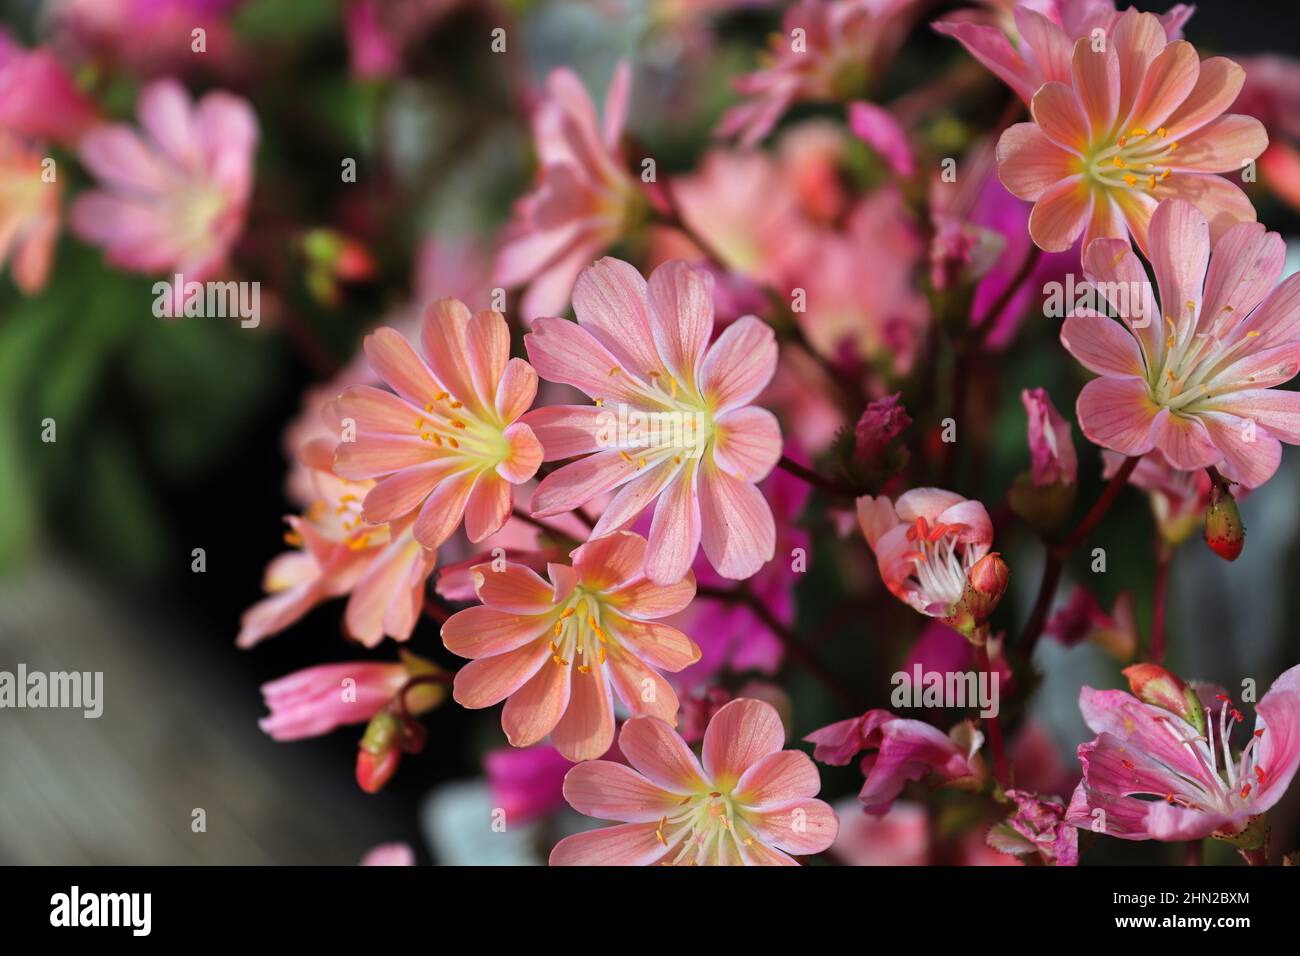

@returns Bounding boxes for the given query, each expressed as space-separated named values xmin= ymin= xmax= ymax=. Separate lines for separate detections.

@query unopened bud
xmin=1122 ymin=663 xmax=1205 ymax=734
xmin=1204 ymin=482 xmax=1244 ymax=561
xmin=356 ymin=710 xmax=402 ymax=794
xmin=945 ymin=552 xmax=1009 ymax=641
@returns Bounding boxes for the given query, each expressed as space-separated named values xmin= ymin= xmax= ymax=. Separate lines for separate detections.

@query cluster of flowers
xmin=9 ymin=0 xmax=1300 ymax=866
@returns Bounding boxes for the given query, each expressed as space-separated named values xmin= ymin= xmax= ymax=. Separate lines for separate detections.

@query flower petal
xmin=1028 ymin=175 xmax=1091 ymax=252
xmin=734 ymin=750 xmax=823 ymax=808
xmin=645 ymin=465 xmax=702 ymax=586
xmin=608 ymin=615 xmax=701 ymax=672
xmin=452 ymin=642 xmax=550 ymax=708
xmin=747 ymin=798 xmax=838 ymax=856
xmin=561 ymin=761 xmax=680 ymax=822
xmin=571 ymin=256 xmax=660 ymax=379
xmin=472 ymin=562 xmax=556 ymax=613
xmin=646 ymin=259 xmax=714 ymax=383
xmin=697 ymin=464 xmax=776 ymax=581
xmin=1075 ymin=376 xmax=1160 ymax=456
xmin=412 ymin=469 xmax=476 ymax=548
xmin=501 ymin=656 xmax=571 ymax=747
xmin=549 ymin=663 xmax=615 ymax=761
xmin=363 ymin=327 xmax=441 ymax=406
xmin=996 ymin=123 xmax=1077 ymax=201
xmin=1060 ymin=314 xmax=1146 ymax=377
xmin=548 ymin=822 xmax=666 ymax=866
xmin=699 ymin=315 xmax=778 ymax=413
xmin=703 ymin=698 xmax=786 ymax=787
xmin=443 ymin=606 xmax=550 ymax=659
xmin=618 ymin=714 xmax=707 ymax=793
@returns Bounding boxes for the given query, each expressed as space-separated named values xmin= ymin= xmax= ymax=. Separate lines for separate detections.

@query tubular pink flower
xmin=1063 ymin=198 xmax=1300 ymax=489
xmin=72 ymin=78 xmax=257 ymax=282
xmin=441 ymin=531 xmax=701 ymax=762
xmin=0 ymin=131 xmax=59 ymax=294
xmin=550 ymin=698 xmax=838 ymax=865
xmin=856 ymin=488 xmax=994 ymax=617
xmin=494 ymin=62 xmax=641 ymax=322
xmin=1022 ymin=386 xmax=1077 ymax=485
xmin=1066 ymin=663 xmax=1300 ymax=842
xmin=523 ymin=257 xmax=783 ymax=586
xmin=258 ymin=661 xmax=409 ymax=741
xmin=333 ymin=300 xmax=543 ymax=551
xmin=992 ymin=9 xmax=1265 ymax=254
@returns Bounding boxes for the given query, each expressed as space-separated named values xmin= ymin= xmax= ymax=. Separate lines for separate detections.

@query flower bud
xmin=837 ymin=393 xmax=911 ymax=490
xmin=1122 ymin=663 xmax=1205 ymax=734
xmin=944 ymin=552 xmax=1009 ymax=640
xmin=1203 ymin=482 xmax=1244 ymax=561
xmin=356 ymin=710 xmax=402 ymax=794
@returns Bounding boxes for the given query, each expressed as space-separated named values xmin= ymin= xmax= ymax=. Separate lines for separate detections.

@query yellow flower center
xmin=1085 ymin=126 xmax=1179 ymax=193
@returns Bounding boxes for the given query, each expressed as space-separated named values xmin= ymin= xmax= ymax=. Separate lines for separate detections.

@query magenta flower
xmin=1022 ymin=387 xmax=1077 ymax=486
xmin=72 ymin=78 xmax=257 ymax=283
xmin=856 ymin=488 xmax=994 ymax=617
xmin=258 ymin=661 xmax=411 ymax=741
xmin=523 ymin=257 xmax=783 ymax=585
xmin=993 ymin=9 xmax=1265 ymax=254
xmin=1066 ymin=664 xmax=1300 ymax=843
xmin=440 ymin=532 xmax=701 ymax=762
xmin=717 ymin=0 xmax=921 ymax=147
xmin=333 ymin=300 xmax=543 ymax=550
xmin=494 ymin=63 xmax=641 ymax=322
xmin=807 ymin=709 xmax=986 ymax=815
xmin=987 ymin=790 xmax=1079 ymax=866
xmin=550 ymin=698 xmax=838 ymax=865
xmin=1063 ymin=198 xmax=1300 ymax=489
xmin=485 ymin=746 xmax=573 ymax=825
xmin=0 ymin=131 xmax=60 ymax=294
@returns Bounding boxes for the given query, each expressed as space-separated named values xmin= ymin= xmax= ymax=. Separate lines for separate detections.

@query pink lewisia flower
xmin=856 ymin=488 xmax=994 ymax=616
xmin=550 ymin=698 xmax=838 ymax=865
xmin=994 ymin=9 xmax=1266 ymax=254
xmin=0 ymin=30 xmax=96 ymax=145
xmin=1066 ymin=664 xmax=1300 ymax=842
xmin=716 ymin=0 xmax=922 ymax=147
xmin=807 ymin=709 xmax=985 ymax=814
xmin=1022 ymin=387 xmax=1077 ymax=485
xmin=258 ymin=661 xmax=409 ymax=741
xmin=238 ymin=439 xmax=437 ymax=648
xmin=1062 ymin=198 xmax=1300 ymax=489
xmin=987 ymin=789 xmax=1079 ymax=865
xmin=333 ymin=301 xmax=543 ymax=551
xmin=72 ymin=78 xmax=257 ymax=283
xmin=441 ymin=532 xmax=701 ymax=762
xmin=494 ymin=63 xmax=641 ymax=322
xmin=523 ymin=257 xmax=783 ymax=586
xmin=0 ymin=131 xmax=60 ymax=294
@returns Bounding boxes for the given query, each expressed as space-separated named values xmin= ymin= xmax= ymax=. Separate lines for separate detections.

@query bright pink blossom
xmin=987 ymin=789 xmax=1079 ymax=865
xmin=1022 ymin=387 xmax=1077 ymax=485
xmin=333 ymin=300 xmax=543 ymax=550
xmin=807 ymin=709 xmax=985 ymax=814
xmin=994 ymin=10 xmax=1265 ymax=254
xmin=0 ymin=131 xmax=60 ymax=294
xmin=550 ymin=698 xmax=838 ymax=865
xmin=50 ymin=0 xmax=246 ymax=75
xmin=1066 ymin=663 xmax=1300 ymax=842
xmin=524 ymin=257 xmax=783 ymax=585
xmin=494 ymin=63 xmax=640 ymax=322
xmin=856 ymin=488 xmax=994 ymax=616
xmin=1063 ymin=198 xmax=1300 ymax=489
xmin=258 ymin=661 xmax=409 ymax=741
xmin=0 ymin=30 xmax=96 ymax=145
xmin=72 ymin=78 xmax=257 ymax=283
xmin=485 ymin=746 xmax=573 ymax=825
xmin=441 ymin=532 xmax=701 ymax=761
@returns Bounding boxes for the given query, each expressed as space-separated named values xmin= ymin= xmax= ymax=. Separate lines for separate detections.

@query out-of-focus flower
xmin=1063 ymin=199 xmax=1300 ymax=489
xmin=1022 ymin=387 xmax=1077 ymax=486
xmin=550 ymin=698 xmax=838 ymax=865
xmin=1233 ymin=55 xmax=1300 ymax=213
xmin=717 ymin=0 xmax=922 ymax=147
xmin=495 ymin=63 xmax=642 ymax=322
xmin=333 ymin=301 xmax=542 ymax=550
xmin=524 ymin=257 xmax=782 ymax=585
xmin=72 ymin=78 xmax=257 ymax=285
xmin=237 ymin=439 xmax=437 ymax=649
xmin=856 ymin=488 xmax=994 ymax=618
xmin=838 ymin=392 xmax=911 ymax=490
xmin=360 ymin=842 xmax=415 ymax=865
xmin=995 ymin=10 xmax=1264 ymax=254
xmin=777 ymin=121 xmax=851 ymax=223
xmin=791 ymin=189 xmax=929 ymax=373
xmin=344 ymin=0 xmax=464 ymax=79
xmin=0 ymin=131 xmax=59 ymax=294
xmin=0 ymin=30 xmax=96 ymax=145
xmin=485 ymin=745 xmax=573 ymax=825
xmin=935 ymin=1 xmax=1193 ymax=108
xmin=1043 ymin=585 xmax=1137 ymax=659
xmin=987 ymin=790 xmax=1078 ymax=865
xmin=301 ymin=228 xmax=377 ymax=307
xmin=1102 ymin=448 xmax=1210 ymax=545
xmin=49 ymin=0 xmax=246 ymax=75
xmin=1066 ymin=663 xmax=1300 ymax=845
xmin=668 ymin=465 xmax=809 ymax=688
xmin=441 ymin=532 xmax=700 ymax=761
xmin=259 ymin=654 xmax=444 ymax=741
xmin=807 ymin=709 xmax=986 ymax=814
xmin=848 ymin=101 xmax=915 ymax=177
xmin=829 ymin=798 xmax=929 ymax=865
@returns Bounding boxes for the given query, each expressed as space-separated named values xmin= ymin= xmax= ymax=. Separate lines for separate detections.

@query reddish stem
xmin=1150 ymin=543 xmax=1171 ymax=663
xmin=777 ymin=455 xmax=858 ymax=500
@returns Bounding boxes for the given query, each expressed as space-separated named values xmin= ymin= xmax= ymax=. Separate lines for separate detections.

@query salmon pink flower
xmin=495 ymin=63 xmax=642 ymax=322
xmin=717 ymin=0 xmax=922 ymax=147
xmin=258 ymin=658 xmax=442 ymax=741
xmin=1066 ymin=663 xmax=1300 ymax=843
xmin=856 ymin=488 xmax=994 ymax=617
xmin=807 ymin=709 xmax=986 ymax=814
xmin=333 ymin=300 xmax=543 ymax=550
xmin=441 ymin=532 xmax=701 ymax=762
xmin=238 ymin=439 xmax=437 ymax=649
xmin=1063 ymin=199 xmax=1300 ymax=489
xmin=72 ymin=78 xmax=257 ymax=283
xmin=550 ymin=698 xmax=838 ymax=865
xmin=994 ymin=10 xmax=1265 ymax=253
xmin=0 ymin=131 xmax=60 ymax=294
xmin=524 ymin=257 xmax=783 ymax=585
